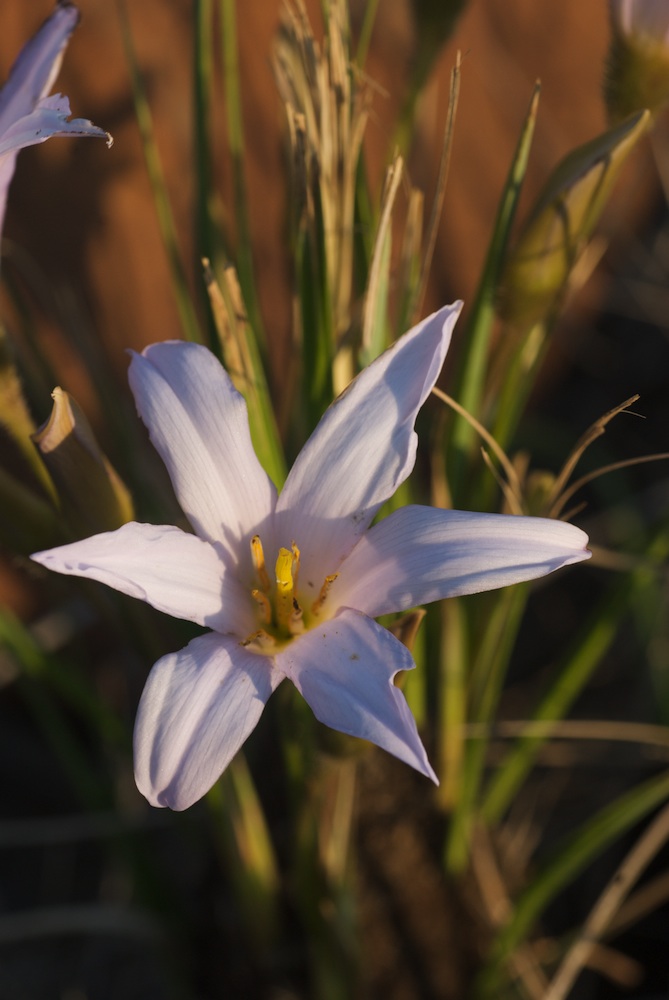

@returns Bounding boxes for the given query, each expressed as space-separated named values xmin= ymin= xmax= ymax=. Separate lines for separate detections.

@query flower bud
xmin=606 ymin=0 xmax=669 ymax=121
xmin=32 ymin=388 xmax=134 ymax=535
xmin=499 ymin=110 xmax=649 ymax=329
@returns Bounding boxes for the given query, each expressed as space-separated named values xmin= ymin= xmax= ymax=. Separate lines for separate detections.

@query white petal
xmin=134 ymin=632 xmax=282 ymax=810
xmin=275 ymin=304 xmax=462 ymax=583
xmin=128 ymin=342 xmax=277 ymax=572
xmin=276 ymin=609 xmax=436 ymax=782
xmin=0 ymin=8 xmax=110 ymax=238
xmin=32 ymin=521 xmax=254 ymax=635
xmin=0 ymin=94 xmax=110 ymax=157
xmin=331 ymin=506 xmax=591 ymax=617
xmin=0 ymin=5 xmax=78 ymax=136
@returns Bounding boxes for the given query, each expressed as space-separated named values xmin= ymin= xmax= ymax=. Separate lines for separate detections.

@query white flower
xmin=0 ymin=3 xmax=111 ymax=240
xmin=32 ymin=304 xmax=590 ymax=810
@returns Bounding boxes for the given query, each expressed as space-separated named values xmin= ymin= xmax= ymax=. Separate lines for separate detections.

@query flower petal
xmin=128 ymin=342 xmax=277 ymax=572
xmin=0 ymin=6 xmax=110 ymax=240
xmin=134 ymin=632 xmax=282 ymax=809
xmin=0 ymin=4 xmax=78 ymax=135
xmin=32 ymin=521 xmax=254 ymax=635
xmin=276 ymin=609 xmax=437 ymax=782
xmin=275 ymin=304 xmax=462 ymax=582
xmin=0 ymin=94 xmax=110 ymax=158
xmin=330 ymin=506 xmax=591 ymax=617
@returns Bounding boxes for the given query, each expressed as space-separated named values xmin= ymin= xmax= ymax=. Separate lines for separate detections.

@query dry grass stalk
xmin=543 ymin=800 xmax=669 ymax=1000
xmin=274 ymin=0 xmax=370 ymax=358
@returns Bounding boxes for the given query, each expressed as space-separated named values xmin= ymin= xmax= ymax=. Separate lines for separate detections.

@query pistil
xmin=275 ymin=547 xmax=296 ymax=632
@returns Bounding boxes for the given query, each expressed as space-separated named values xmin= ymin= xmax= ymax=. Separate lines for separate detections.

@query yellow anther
xmin=251 ymin=588 xmax=271 ymax=624
xmin=250 ymin=534 xmax=271 ymax=592
xmin=311 ymin=573 xmax=339 ymax=615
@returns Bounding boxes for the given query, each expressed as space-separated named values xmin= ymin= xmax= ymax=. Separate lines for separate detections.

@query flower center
xmin=241 ymin=534 xmax=338 ymax=652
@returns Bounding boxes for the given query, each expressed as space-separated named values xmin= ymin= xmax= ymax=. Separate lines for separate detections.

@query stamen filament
xmin=311 ymin=573 xmax=339 ymax=615
xmin=289 ymin=598 xmax=305 ymax=635
xmin=251 ymin=588 xmax=271 ymax=624
xmin=250 ymin=534 xmax=271 ymax=592
xmin=291 ymin=541 xmax=301 ymax=592
xmin=241 ymin=628 xmax=276 ymax=649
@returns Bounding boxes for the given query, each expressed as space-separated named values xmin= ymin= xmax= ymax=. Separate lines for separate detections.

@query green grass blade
xmin=296 ymin=207 xmax=335 ymax=431
xmin=117 ymin=0 xmax=202 ymax=344
xmin=193 ymin=0 xmax=216 ymax=270
xmin=445 ymin=585 xmax=529 ymax=872
xmin=219 ymin=0 xmax=265 ymax=348
xmin=449 ymin=83 xmax=540 ymax=501
xmin=477 ymin=769 xmax=669 ymax=998
xmin=206 ymin=755 xmax=279 ymax=952
xmin=436 ymin=598 xmax=468 ymax=810
xmin=360 ymin=155 xmax=402 ymax=366
xmin=482 ymin=537 xmax=669 ymax=825
xmin=354 ymin=0 xmax=381 ymax=69
xmin=205 ymin=262 xmax=286 ymax=487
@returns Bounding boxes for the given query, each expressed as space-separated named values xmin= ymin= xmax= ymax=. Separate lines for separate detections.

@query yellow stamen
xmin=275 ymin=547 xmax=295 ymax=631
xmin=311 ymin=573 xmax=339 ymax=615
xmin=291 ymin=541 xmax=301 ymax=591
xmin=250 ymin=534 xmax=270 ymax=592
xmin=251 ymin=588 xmax=271 ymax=624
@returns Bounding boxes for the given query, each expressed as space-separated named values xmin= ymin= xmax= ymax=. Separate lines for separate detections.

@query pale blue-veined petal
xmin=274 ymin=304 xmax=462 ymax=585
xmin=32 ymin=521 xmax=254 ymax=635
xmin=134 ymin=632 xmax=283 ymax=810
xmin=0 ymin=4 xmax=78 ymax=135
xmin=0 ymin=94 xmax=110 ymax=158
xmin=276 ymin=608 xmax=437 ymax=782
xmin=128 ymin=342 xmax=278 ymax=575
xmin=330 ymin=506 xmax=591 ymax=618
xmin=0 ymin=6 xmax=111 ymax=239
